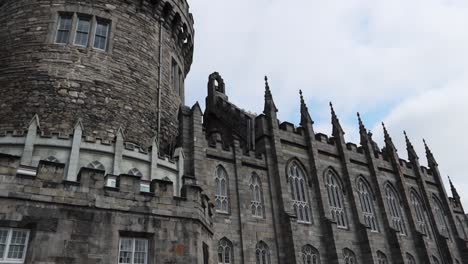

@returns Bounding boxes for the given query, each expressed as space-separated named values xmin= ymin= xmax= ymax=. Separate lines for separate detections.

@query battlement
xmin=0 ymin=153 xmax=213 ymax=227
xmin=0 ymin=116 xmax=184 ymax=196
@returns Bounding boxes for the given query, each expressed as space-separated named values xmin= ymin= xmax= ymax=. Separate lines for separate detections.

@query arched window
xmin=410 ymin=190 xmax=430 ymax=238
xmin=325 ymin=170 xmax=347 ymax=228
xmin=357 ymin=178 xmax=378 ymax=231
xmin=406 ymin=253 xmax=416 ymax=264
xmin=384 ymin=183 xmax=406 ymax=235
xmin=376 ymin=251 xmax=387 ymax=264
xmin=215 ymin=166 xmax=229 ymax=213
xmin=255 ymin=241 xmax=270 ymax=264
xmin=433 ymin=196 xmax=450 ymax=239
xmin=218 ymin=238 xmax=233 ymax=264
xmin=250 ymin=173 xmax=263 ymax=218
xmin=44 ymin=156 xmax=59 ymax=163
xmin=302 ymin=245 xmax=319 ymax=264
xmin=128 ymin=168 xmax=143 ymax=177
xmin=432 ymin=256 xmax=440 ymax=264
xmin=288 ymin=161 xmax=310 ymax=223
xmin=342 ymin=248 xmax=356 ymax=264
xmin=86 ymin=160 xmax=105 ymax=171
xmin=456 ymin=216 xmax=467 ymax=240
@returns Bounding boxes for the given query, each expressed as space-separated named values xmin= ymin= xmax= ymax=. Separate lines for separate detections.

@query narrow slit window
xmin=74 ymin=16 xmax=91 ymax=47
xmin=94 ymin=20 xmax=110 ymax=50
xmin=56 ymin=15 xmax=73 ymax=44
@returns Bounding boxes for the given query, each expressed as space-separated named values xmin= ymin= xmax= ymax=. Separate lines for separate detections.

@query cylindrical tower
xmin=0 ymin=0 xmax=194 ymax=152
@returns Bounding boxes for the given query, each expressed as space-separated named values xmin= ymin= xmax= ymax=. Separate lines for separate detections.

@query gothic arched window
xmin=406 ymin=253 xmax=416 ymax=264
xmin=433 ymin=196 xmax=450 ymax=239
xmin=215 ymin=166 xmax=229 ymax=213
xmin=376 ymin=251 xmax=388 ymax=264
xmin=44 ymin=156 xmax=60 ymax=163
xmin=343 ymin=248 xmax=356 ymax=264
xmin=325 ymin=170 xmax=347 ymax=228
xmin=384 ymin=183 xmax=406 ymax=235
xmin=410 ymin=190 xmax=430 ymax=238
xmin=456 ymin=216 xmax=467 ymax=240
xmin=288 ymin=161 xmax=310 ymax=223
xmin=432 ymin=256 xmax=440 ymax=264
xmin=357 ymin=177 xmax=378 ymax=231
xmin=250 ymin=173 xmax=263 ymax=218
xmin=255 ymin=241 xmax=270 ymax=264
xmin=86 ymin=160 xmax=105 ymax=171
xmin=128 ymin=168 xmax=143 ymax=177
xmin=218 ymin=238 xmax=233 ymax=264
xmin=302 ymin=245 xmax=319 ymax=264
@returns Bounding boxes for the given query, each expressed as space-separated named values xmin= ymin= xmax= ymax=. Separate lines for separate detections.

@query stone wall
xmin=0 ymin=0 xmax=194 ymax=151
xmin=0 ymin=154 xmax=213 ymax=264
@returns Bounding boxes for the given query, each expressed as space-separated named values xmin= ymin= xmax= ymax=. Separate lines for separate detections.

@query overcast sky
xmin=185 ymin=0 xmax=468 ymax=208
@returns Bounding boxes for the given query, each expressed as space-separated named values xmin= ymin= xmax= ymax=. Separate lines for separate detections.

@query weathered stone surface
xmin=0 ymin=0 xmax=194 ymax=152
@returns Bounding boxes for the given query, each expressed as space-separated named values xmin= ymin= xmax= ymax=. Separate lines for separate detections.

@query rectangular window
xmin=140 ymin=183 xmax=150 ymax=193
xmin=94 ymin=20 xmax=110 ymax=50
xmin=74 ymin=16 xmax=91 ymax=47
xmin=56 ymin=14 xmax=72 ymax=44
xmin=171 ymin=59 xmax=181 ymax=94
xmin=0 ymin=228 xmax=29 ymax=263
xmin=118 ymin=238 xmax=148 ymax=264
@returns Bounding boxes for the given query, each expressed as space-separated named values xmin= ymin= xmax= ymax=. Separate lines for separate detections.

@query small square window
xmin=0 ymin=228 xmax=29 ymax=264
xmin=140 ymin=183 xmax=150 ymax=193
xmin=56 ymin=14 xmax=72 ymax=44
xmin=74 ymin=16 xmax=91 ymax=47
xmin=107 ymin=178 xmax=117 ymax=188
xmin=118 ymin=237 xmax=148 ymax=264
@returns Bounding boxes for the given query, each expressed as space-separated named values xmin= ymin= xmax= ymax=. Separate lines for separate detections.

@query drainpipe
xmin=157 ymin=18 xmax=164 ymax=148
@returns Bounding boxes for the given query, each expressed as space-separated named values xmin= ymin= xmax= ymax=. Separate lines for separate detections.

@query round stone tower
xmin=0 ymin=0 xmax=194 ymax=152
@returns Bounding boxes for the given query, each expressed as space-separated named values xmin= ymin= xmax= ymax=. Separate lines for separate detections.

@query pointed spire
xmin=299 ymin=90 xmax=313 ymax=126
xmin=382 ymin=122 xmax=396 ymax=152
xmin=357 ymin=112 xmax=367 ymax=134
xmin=357 ymin=112 xmax=368 ymax=145
xmin=330 ymin=102 xmax=344 ymax=137
xmin=263 ymin=76 xmax=277 ymax=114
xmin=404 ymin=130 xmax=419 ymax=160
xmin=423 ymin=138 xmax=438 ymax=167
xmin=448 ymin=176 xmax=461 ymax=203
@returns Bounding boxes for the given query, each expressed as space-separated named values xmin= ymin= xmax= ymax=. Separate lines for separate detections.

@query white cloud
xmin=185 ymin=0 xmax=468 ymax=208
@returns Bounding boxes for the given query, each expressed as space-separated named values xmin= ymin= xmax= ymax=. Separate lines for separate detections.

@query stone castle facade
xmin=0 ymin=1 xmax=466 ymax=264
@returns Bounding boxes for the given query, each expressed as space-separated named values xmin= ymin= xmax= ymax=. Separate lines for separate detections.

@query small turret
xmin=423 ymin=139 xmax=438 ymax=167
xmin=448 ymin=176 xmax=461 ymax=205
xmin=263 ymin=76 xmax=278 ymax=115
xmin=357 ymin=112 xmax=367 ymax=145
xmin=382 ymin=122 xmax=397 ymax=154
xmin=299 ymin=90 xmax=313 ymax=127
xmin=330 ymin=102 xmax=344 ymax=139
xmin=404 ymin=131 xmax=419 ymax=161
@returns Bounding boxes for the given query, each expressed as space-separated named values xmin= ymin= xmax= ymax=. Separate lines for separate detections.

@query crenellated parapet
xmin=0 ymin=115 xmax=186 ymax=196
xmin=0 ymin=152 xmax=213 ymax=227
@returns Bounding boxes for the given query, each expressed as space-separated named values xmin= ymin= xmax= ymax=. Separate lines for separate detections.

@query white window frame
xmin=118 ymin=237 xmax=148 ymax=264
xmin=140 ymin=182 xmax=150 ymax=193
xmin=93 ymin=19 xmax=110 ymax=51
xmin=0 ymin=228 xmax=30 ymax=264
xmin=73 ymin=16 xmax=92 ymax=47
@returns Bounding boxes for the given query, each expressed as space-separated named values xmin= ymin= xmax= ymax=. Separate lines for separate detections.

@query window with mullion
xmin=56 ymin=15 xmax=73 ymax=44
xmin=118 ymin=238 xmax=148 ymax=264
xmin=288 ymin=162 xmax=311 ymax=223
xmin=94 ymin=20 xmax=110 ymax=50
xmin=74 ymin=16 xmax=91 ymax=47
xmin=0 ymin=228 xmax=29 ymax=263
